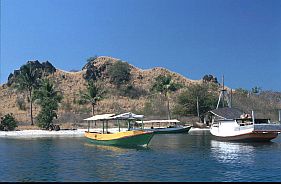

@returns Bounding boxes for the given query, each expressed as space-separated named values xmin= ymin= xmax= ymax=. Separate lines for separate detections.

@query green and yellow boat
xmin=84 ymin=113 xmax=154 ymax=147
xmin=85 ymin=130 xmax=154 ymax=147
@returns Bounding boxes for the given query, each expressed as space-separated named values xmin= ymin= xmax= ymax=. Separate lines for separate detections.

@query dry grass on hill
xmin=0 ymin=56 xmax=201 ymax=125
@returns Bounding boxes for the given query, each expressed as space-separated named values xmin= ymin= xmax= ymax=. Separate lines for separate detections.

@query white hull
xmin=210 ymin=121 xmax=254 ymax=137
xmin=210 ymin=120 xmax=279 ymax=142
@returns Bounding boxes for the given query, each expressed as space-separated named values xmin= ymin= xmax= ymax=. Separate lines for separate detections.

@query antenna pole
xmin=222 ymin=75 xmax=225 ymax=108
xmin=230 ymin=89 xmax=233 ymax=108
xmin=197 ymin=96 xmax=200 ymax=122
xmin=278 ymin=109 xmax=281 ymax=122
xmin=252 ymin=110 xmax=255 ymax=124
xmin=216 ymin=91 xmax=222 ymax=109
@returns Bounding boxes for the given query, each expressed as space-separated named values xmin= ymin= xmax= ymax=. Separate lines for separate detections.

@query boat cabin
xmin=208 ymin=107 xmax=272 ymax=125
xmin=208 ymin=107 xmax=281 ymax=132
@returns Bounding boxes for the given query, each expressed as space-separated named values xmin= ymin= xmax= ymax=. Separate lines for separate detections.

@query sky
xmin=1 ymin=0 xmax=281 ymax=91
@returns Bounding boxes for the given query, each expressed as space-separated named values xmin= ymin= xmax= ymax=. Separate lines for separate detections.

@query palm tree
xmin=33 ymin=79 xmax=63 ymax=129
xmin=151 ymin=75 xmax=179 ymax=119
xmin=14 ymin=63 xmax=41 ymax=125
xmin=79 ymin=80 xmax=105 ymax=116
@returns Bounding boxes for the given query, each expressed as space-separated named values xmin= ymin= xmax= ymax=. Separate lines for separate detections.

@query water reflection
xmin=210 ymin=140 xmax=277 ymax=165
xmin=210 ymin=140 xmax=256 ymax=164
xmin=83 ymin=142 xmax=150 ymax=152
xmin=82 ymin=141 xmax=152 ymax=181
xmin=150 ymin=133 xmax=196 ymax=150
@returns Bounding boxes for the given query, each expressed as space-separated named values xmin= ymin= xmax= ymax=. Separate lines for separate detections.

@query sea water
xmin=0 ymin=130 xmax=280 ymax=182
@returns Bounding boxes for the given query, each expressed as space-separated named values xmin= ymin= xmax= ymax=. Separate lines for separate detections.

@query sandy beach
xmin=0 ymin=129 xmax=87 ymax=138
xmin=0 ymin=127 xmax=209 ymax=138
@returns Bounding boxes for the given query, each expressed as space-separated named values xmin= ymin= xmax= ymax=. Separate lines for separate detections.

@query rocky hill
xmin=1 ymin=56 xmax=281 ymax=128
xmin=0 ymin=56 xmax=204 ymax=126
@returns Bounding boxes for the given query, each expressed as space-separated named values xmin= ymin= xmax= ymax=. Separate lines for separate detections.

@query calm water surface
xmin=0 ymin=130 xmax=281 ymax=182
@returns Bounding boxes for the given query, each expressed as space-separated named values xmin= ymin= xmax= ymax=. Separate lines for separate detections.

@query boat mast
xmin=197 ymin=96 xmax=200 ymax=122
xmin=216 ymin=75 xmax=231 ymax=109
xmin=230 ymin=89 xmax=233 ymax=108
xmin=222 ymin=75 xmax=225 ymax=108
xmin=278 ymin=109 xmax=281 ymax=122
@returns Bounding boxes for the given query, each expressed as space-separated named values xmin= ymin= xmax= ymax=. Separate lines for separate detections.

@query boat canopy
xmin=83 ymin=112 xmax=144 ymax=121
xmin=83 ymin=114 xmax=116 ymax=121
xmin=112 ymin=112 xmax=144 ymax=120
xmin=209 ymin=107 xmax=244 ymax=120
xmin=84 ymin=112 xmax=144 ymax=133
xmin=135 ymin=119 xmax=180 ymax=124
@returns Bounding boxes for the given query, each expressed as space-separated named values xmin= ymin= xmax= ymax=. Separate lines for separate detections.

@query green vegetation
xmin=108 ymin=60 xmax=131 ymax=87
xmin=79 ymin=80 xmax=105 ymax=115
xmin=0 ymin=113 xmax=18 ymax=131
xmin=140 ymin=95 xmax=167 ymax=117
xmin=232 ymin=88 xmax=281 ymax=121
xmin=33 ymin=79 xmax=63 ymax=130
xmin=235 ymin=88 xmax=249 ymax=96
xmin=118 ymin=84 xmax=147 ymax=99
xmin=14 ymin=63 xmax=41 ymax=125
xmin=86 ymin=56 xmax=98 ymax=63
xmin=202 ymin=74 xmax=218 ymax=84
xmin=251 ymin=86 xmax=262 ymax=94
xmin=151 ymin=75 xmax=182 ymax=119
xmin=173 ymin=83 xmax=218 ymax=119
xmin=16 ymin=96 xmax=26 ymax=111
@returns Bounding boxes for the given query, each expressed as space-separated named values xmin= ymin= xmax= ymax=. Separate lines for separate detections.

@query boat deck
xmin=253 ymin=124 xmax=281 ymax=132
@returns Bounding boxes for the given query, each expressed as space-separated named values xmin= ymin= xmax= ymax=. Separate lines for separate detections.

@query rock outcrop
xmin=7 ymin=60 xmax=56 ymax=86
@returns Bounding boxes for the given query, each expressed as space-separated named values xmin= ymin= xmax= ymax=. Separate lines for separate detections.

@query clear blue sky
xmin=1 ymin=0 xmax=281 ymax=91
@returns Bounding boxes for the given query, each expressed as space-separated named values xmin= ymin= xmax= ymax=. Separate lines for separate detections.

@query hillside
xmin=1 ymin=56 xmax=280 ymax=128
xmin=0 ymin=56 xmax=202 ymax=126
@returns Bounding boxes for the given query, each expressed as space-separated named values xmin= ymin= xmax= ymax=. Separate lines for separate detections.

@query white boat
xmin=135 ymin=119 xmax=192 ymax=134
xmin=208 ymin=76 xmax=281 ymax=142
xmin=209 ymin=107 xmax=281 ymax=142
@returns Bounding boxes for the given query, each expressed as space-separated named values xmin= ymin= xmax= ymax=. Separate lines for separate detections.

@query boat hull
xmin=84 ymin=130 xmax=154 ymax=147
xmin=211 ymin=132 xmax=279 ymax=142
xmin=145 ymin=126 xmax=192 ymax=134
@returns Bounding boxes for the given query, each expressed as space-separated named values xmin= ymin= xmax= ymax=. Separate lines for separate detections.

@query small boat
xmin=209 ymin=107 xmax=281 ymax=142
xmin=135 ymin=119 xmax=192 ymax=134
xmin=84 ymin=113 xmax=154 ymax=147
xmin=208 ymin=77 xmax=281 ymax=142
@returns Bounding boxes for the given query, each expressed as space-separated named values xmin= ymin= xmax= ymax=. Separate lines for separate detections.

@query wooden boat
xmin=208 ymin=77 xmax=281 ymax=142
xmin=84 ymin=113 xmax=154 ymax=147
xmin=209 ymin=107 xmax=281 ymax=142
xmin=84 ymin=130 xmax=154 ymax=146
xmin=135 ymin=119 xmax=192 ymax=134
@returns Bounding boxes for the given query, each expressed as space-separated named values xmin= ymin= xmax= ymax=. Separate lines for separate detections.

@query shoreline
xmin=0 ymin=127 xmax=210 ymax=138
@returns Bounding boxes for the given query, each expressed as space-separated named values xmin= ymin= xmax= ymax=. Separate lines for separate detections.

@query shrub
xmin=140 ymin=96 xmax=167 ymax=117
xmin=173 ymin=83 xmax=218 ymax=117
xmin=203 ymin=74 xmax=218 ymax=84
xmin=36 ymin=107 xmax=58 ymax=129
xmin=235 ymin=88 xmax=249 ymax=96
xmin=108 ymin=60 xmax=131 ymax=86
xmin=118 ymin=84 xmax=146 ymax=99
xmin=16 ymin=97 xmax=26 ymax=111
xmin=0 ymin=114 xmax=18 ymax=131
